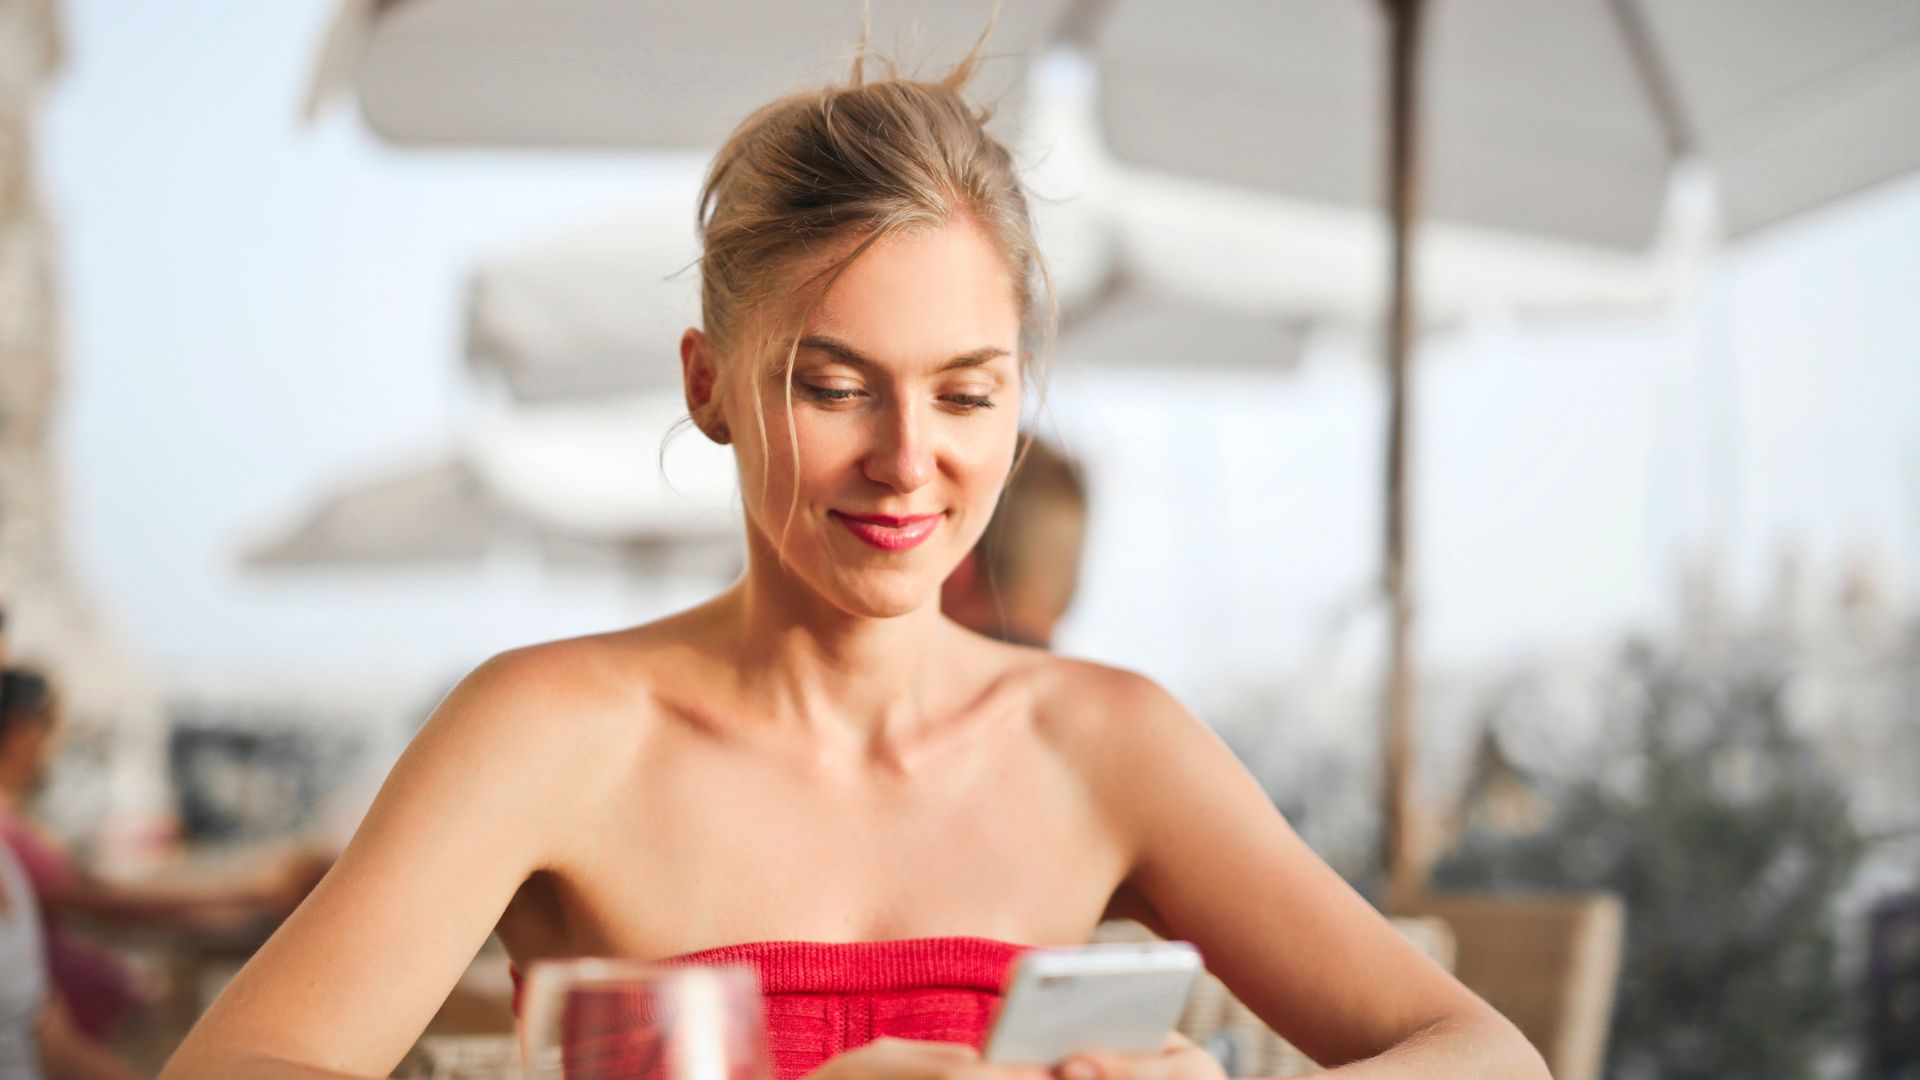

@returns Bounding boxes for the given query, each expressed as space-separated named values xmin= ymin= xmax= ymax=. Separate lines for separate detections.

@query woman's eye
xmin=803 ymin=385 xmax=861 ymax=403
xmin=800 ymin=383 xmax=993 ymax=411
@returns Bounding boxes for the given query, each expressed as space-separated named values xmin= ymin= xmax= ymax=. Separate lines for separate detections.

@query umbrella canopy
xmin=1088 ymin=1 xmax=1920 ymax=248
xmin=313 ymin=1 xmax=1920 ymax=248
xmin=462 ymin=395 xmax=736 ymax=543
xmin=1054 ymin=285 xmax=1310 ymax=374
xmin=470 ymin=187 xmax=1662 ymax=400
xmin=464 ymin=200 xmax=701 ymax=402
xmin=462 ymin=65 xmax=1680 ymax=404
xmin=245 ymin=397 xmax=742 ymax=577
xmin=244 ymin=457 xmax=503 ymax=566
xmin=306 ymin=0 xmax=1074 ymax=149
xmin=461 ymin=181 xmax=1117 ymax=403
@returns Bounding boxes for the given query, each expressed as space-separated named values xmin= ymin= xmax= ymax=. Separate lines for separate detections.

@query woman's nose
xmin=863 ymin=403 xmax=934 ymax=494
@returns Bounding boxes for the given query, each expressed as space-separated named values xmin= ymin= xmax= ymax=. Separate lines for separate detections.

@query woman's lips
xmin=829 ymin=511 xmax=942 ymax=552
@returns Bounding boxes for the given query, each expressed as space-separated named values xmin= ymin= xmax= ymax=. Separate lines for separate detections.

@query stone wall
xmin=0 ymin=0 xmax=167 ymax=852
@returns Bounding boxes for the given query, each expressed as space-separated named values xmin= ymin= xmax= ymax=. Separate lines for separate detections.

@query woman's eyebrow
xmin=796 ymin=335 xmax=1010 ymax=372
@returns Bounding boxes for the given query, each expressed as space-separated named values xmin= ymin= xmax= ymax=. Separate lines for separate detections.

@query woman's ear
xmin=680 ymin=327 xmax=731 ymax=445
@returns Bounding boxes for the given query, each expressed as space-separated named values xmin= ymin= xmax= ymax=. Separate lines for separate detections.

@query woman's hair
xmin=692 ymin=11 xmax=1058 ymax=536
xmin=0 ymin=667 xmax=54 ymax=743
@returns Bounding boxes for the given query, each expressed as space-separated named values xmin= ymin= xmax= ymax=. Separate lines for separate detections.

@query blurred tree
xmin=1436 ymin=638 xmax=1867 ymax=1080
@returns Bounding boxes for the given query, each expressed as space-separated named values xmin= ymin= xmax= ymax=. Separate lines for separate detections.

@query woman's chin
xmin=824 ymin=571 xmax=940 ymax=620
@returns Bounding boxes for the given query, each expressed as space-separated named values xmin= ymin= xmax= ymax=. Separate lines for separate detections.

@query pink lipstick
xmin=830 ymin=511 xmax=942 ymax=552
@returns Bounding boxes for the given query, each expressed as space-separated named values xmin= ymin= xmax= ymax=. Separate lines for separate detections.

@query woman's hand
xmin=807 ymin=1034 xmax=1226 ymax=1080
xmin=808 ymin=1038 xmax=1051 ymax=1080
xmin=1054 ymin=1033 xmax=1227 ymax=1080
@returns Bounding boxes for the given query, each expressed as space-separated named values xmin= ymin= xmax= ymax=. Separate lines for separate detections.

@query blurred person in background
xmin=940 ymin=434 xmax=1087 ymax=650
xmin=161 ymin=31 xmax=1546 ymax=1080
xmin=1 ymin=840 xmax=145 ymax=1080
xmin=0 ymin=668 xmax=323 ymax=1048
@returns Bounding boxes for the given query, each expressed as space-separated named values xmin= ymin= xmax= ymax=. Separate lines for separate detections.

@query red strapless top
xmin=510 ymin=937 xmax=1029 ymax=1080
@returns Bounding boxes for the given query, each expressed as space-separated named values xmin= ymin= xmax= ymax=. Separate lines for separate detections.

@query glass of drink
xmin=520 ymin=959 xmax=769 ymax=1080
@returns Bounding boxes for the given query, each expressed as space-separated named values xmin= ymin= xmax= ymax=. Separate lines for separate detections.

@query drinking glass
xmin=520 ymin=959 xmax=770 ymax=1080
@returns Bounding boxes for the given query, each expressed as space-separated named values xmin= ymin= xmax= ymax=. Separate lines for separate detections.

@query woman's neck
xmin=708 ymin=560 xmax=961 ymax=759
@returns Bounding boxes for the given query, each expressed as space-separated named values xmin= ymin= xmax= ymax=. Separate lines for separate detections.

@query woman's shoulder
xmin=1027 ymin=653 xmax=1187 ymax=717
xmin=1014 ymin=655 xmax=1245 ymax=852
xmin=450 ymin=634 xmax=636 ymax=714
xmin=417 ymin=627 xmax=684 ymax=778
xmin=454 ymin=606 xmax=720 ymax=707
xmin=1022 ymin=653 xmax=1209 ymax=761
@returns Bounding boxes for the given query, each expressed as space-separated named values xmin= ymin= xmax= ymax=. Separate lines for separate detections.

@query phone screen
xmin=984 ymin=943 xmax=1201 ymax=1065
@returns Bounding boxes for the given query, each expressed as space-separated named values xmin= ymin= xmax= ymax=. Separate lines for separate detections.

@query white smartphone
xmin=982 ymin=941 xmax=1203 ymax=1065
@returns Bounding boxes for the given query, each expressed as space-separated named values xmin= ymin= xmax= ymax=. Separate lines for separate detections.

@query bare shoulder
xmin=1013 ymin=645 xmax=1236 ymax=822
xmin=443 ymin=632 xmax=648 ymax=724
xmin=155 ymin=630 xmax=682 ymax=1076
xmin=1023 ymin=655 xmax=1224 ymax=784
xmin=413 ymin=628 xmax=676 ymax=798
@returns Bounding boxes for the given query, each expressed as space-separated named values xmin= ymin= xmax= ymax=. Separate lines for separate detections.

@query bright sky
xmin=40 ymin=0 xmax=1920 ymax=713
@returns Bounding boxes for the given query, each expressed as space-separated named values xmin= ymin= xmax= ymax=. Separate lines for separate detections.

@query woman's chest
xmin=503 ymin=735 xmax=1129 ymax=960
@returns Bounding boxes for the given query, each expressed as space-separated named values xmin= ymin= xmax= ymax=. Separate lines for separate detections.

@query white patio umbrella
xmin=305 ymin=0 xmax=1072 ymax=148
xmin=464 ymin=199 xmax=702 ymax=403
xmin=463 ymin=64 xmax=1682 ymax=403
xmin=461 ymin=181 xmax=1668 ymax=397
xmin=462 ymin=395 xmax=737 ymax=547
xmin=306 ymin=0 xmax=1920 ymax=902
xmin=245 ymin=397 xmax=742 ymax=578
xmin=307 ymin=0 xmax=1920 ymax=248
xmin=243 ymin=457 xmax=503 ymax=567
xmin=1086 ymin=1 xmax=1920 ymax=251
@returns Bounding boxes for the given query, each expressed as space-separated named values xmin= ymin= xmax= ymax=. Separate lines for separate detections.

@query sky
xmin=36 ymin=0 xmax=1920 ymax=716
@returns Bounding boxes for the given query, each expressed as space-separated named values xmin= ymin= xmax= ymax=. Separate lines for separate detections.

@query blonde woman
xmin=161 ymin=33 xmax=1547 ymax=1080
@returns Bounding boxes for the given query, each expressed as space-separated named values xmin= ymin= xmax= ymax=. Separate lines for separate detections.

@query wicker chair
xmin=1399 ymin=891 xmax=1623 ymax=1080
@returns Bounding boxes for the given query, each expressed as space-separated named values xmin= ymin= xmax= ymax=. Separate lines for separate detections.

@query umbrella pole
xmin=1380 ymin=0 xmax=1427 ymax=912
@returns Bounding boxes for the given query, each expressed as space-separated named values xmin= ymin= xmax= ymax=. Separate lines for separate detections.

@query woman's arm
xmin=35 ymin=850 xmax=324 ymax=929
xmin=0 ymin=817 xmax=270 ymax=926
xmin=159 ymin=649 xmax=604 ymax=1079
xmin=1073 ymin=669 xmax=1548 ymax=1080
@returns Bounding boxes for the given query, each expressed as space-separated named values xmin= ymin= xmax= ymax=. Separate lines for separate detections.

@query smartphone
xmin=982 ymin=941 xmax=1203 ymax=1065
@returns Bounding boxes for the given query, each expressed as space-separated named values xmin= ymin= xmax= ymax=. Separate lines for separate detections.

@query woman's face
xmin=1 ymin=707 xmax=59 ymax=793
xmin=719 ymin=218 xmax=1024 ymax=619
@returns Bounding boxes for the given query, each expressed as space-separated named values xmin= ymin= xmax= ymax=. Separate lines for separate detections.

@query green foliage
xmin=1436 ymin=639 xmax=1868 ymax=1080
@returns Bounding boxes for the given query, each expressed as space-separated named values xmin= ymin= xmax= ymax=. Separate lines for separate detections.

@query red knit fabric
xmin=511 ymin=937 xmax=1028 ymax=1080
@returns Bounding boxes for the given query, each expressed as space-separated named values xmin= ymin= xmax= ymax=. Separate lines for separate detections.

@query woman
xmin=2 ymin=834 xmax=145 ymax=1079
xmin=0 ymin=670 xmax=324 ymax=1048
xmin=160 ymin=34 xmax=1547 ymax=1080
